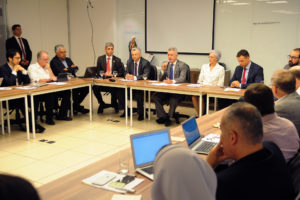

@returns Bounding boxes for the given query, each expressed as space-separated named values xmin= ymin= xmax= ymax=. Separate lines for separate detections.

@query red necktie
xmin=242 ymin=68 xmax=246 ymax=85
xmin=106 ymin=57 xmax=110 ymax=73
xmin=18 ymin=38 xmax=26 ymax=59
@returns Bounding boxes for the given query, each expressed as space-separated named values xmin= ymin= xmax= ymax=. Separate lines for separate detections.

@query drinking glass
xmin=119 ymin=151 xmax=129 ymax=175
xmin=113 ymin=71 xmax=118 ymax=78
xmin=142 ymin=74 xmax=148 ymax=80
xmin=100 ymin=70 xmax=104 ymax=79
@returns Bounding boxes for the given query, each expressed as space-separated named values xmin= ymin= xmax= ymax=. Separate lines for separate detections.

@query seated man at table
xmin=92 ymin=42 xmax=125 ymax=114
xmin=229 ymin=49 xmax=264 ymax=89
xmin=244 ymin=83 xmax=299 ymax=161
xmin=284 ymin=48 xmax=300 ymax=69
xmin=50 ymin=44 xmax=89 ymax=115
xmin=271 ymin=69 xmax=300 ymax=135
xmin=119 ymin=47 xmax=151 ymax=120
xmin=206 ymin=102 xmax=295 ymax=200
xmin=30 ymin=51 xmax=72 ymax=121
xmin=152 ymin=47 xmax=189 ymax=126
xmin=289 ymin=65 xmax=300 ymax=95
xmin=0 ymin=49 xmax=45 ymax=132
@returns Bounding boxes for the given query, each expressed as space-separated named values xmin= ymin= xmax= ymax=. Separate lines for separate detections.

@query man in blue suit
xmin=229 ymin=49 xmax=264 ymax=89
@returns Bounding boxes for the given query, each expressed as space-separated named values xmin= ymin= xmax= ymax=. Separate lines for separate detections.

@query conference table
xmin=38 ymin=108 xmax=225 ymax=200
xmin=0 ymin=88 xmax=30 ymax=139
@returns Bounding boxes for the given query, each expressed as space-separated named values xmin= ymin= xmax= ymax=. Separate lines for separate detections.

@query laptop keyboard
xmin=142 ymin=166 xmax=154 ymax=174
xmin=195 ymin=141 xmax=217 ymax=153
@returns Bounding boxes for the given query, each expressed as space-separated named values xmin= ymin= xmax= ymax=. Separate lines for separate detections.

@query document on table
xmin=47 ymin=82 xmax=67 ymax=85
xmin=186 ymin=84 xmax=202 ymax=88
xmin=151 ymin=83 xmax=181 ymax=86
xmin=15 ymin=86 xmax=36 ymax=90
xmin=120 ymin=79 xmax=134 ymax=82
xmin=82 ymin=170 xmax=144 ymax=194
xmin=0 ymin=87 xmax=12 ymax=90
xmin=224 ymin=88 xmax=240 ymax=92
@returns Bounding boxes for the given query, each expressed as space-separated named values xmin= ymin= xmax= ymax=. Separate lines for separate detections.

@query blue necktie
xmin=169 ymin=64 xmax=174 ymax=80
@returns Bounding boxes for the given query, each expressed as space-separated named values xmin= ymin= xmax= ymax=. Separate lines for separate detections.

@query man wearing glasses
xmin=284 ymin=48 xmax=300 ymax=69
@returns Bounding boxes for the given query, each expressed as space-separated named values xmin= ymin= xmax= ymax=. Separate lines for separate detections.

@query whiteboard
xmin=146 ymin=0 xmax=215 ymax=55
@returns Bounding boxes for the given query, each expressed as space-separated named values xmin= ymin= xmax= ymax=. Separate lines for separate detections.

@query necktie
xmin=134 ymin=62 xmax=137 ymax=76
xmin=169 ymin=64 xmax=174 ymax=80
xmin=106 ymin=57 xmax=110 ymax=73
xmin=18 ymin=38 xmax=26 ymax=60
xmin=242 ymin=68 xmax=247 ymax=85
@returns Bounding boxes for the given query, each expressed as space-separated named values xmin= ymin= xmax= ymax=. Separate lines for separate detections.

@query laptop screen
xmin=182 ymin=117 xmax=201 ymax=146
xmin=131 ymin=129 xmax=170 ymax=167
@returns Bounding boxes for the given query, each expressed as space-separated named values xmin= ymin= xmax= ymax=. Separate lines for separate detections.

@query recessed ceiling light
xmin=266 ymin=1 xmax=288 ymax=4
xmin=232 ymin=2 xmax=250 ymax=5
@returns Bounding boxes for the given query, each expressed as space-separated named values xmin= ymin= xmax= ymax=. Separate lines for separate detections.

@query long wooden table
xmin=38 ymin=109 xmax=225 ymax=200
xmin=0 ymin=88 xmax=30 ymax=139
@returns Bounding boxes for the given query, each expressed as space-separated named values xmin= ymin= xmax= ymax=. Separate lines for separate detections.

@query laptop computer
xmin=130 ymin=128 xmax=171 ymax=180
xmin=181 ymin=117 xmax=218 ymax=155
xmin=57 ymin=73 xmax=68 ymax=82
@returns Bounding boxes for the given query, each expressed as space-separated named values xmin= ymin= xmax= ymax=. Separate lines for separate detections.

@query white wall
xmin=6 ymin=0 xmax=69 ymax=64
xmin=115 ymin=0 xmax=300 ymax=85
xmin=68 ymin=0 xmax=117 ymax=75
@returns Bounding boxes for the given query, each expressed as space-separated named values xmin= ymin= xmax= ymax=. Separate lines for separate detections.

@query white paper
xmin=0 ymin=87 xmax=12 ymax=90
xmin=224 ymin=88 xmax=240 ymax=92
xmin=186 ymin=84 xmax=202 ymax=88
xmin=202 ymin=133 xmax=220 ymax=143
xmin=120 ymin=79 xmax=134 ymax=82
xmin=171 ymin=136 xmax=185 ymax=142
xmin=47 ymin=82 xmax=67 ymax=85
xmin=151 ymin=83 xmax=181 ymax=86
xmin=111 ymin=194 xmax=142 ymax=200
xmin=82 ymin=170 xmax=144 ymax=194
xmin=15 ymin=86 xmax=36 ymax=90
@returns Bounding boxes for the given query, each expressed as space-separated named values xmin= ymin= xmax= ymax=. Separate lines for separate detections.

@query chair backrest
xmin=149 ymin=64 xmax=157 ymax=80
xmin=224 ymin=70 xmax=231 ymax=86
xmin=219 ymin=62 xmax=227 ymax=70
xmin=84 ymin=66 xmax=97 ymax=78
xmin=186 ymin=65 xmax=191 ymax=83
xmin=190 ymin=68 xmax=200 ymax=83
xmin=287 ymin=151 xmax=300 ymax=194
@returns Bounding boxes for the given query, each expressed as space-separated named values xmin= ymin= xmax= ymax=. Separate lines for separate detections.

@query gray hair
xmin=105 ymin=42 xmax=114 ymax=49
xmin=168 ymin=47 xmax=178 ymax=55
xmin=37 ymin=50 xmax=48 ymax=59
xmin=222 ymin=102 xmax=263 ymax=145
xmin=271 ymin=69 xmax=296 ymax=94
xmin=131 ymin=47 xmax=141 ymax=53
xmin=210 ymin=50 xmax=221 ymax=60
xmin=54 ymin=44 xmax=65 ymax=53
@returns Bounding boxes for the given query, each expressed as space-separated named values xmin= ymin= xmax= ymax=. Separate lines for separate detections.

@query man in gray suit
xmin=152 ymin=47 xmax=189 ymax=126
xmin=271 ymin=69 xmax=300 ymax=136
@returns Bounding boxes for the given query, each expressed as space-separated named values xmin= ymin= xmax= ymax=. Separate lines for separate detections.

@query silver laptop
xmin=181 ymin=117 xmax=218 ymax=155
xmin=130 ymin=128 xmax=171 ymax=180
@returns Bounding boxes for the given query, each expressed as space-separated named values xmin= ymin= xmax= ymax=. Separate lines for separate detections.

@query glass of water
xmin=142 ymin=74 xmax=148 ymax=81
xmin=119 ymin=151 xmax=129 ymax=175
xmin=113 ymin=71 xmax=118 ymax=78
xmin=99 ymin=70 xmax=104 ymax=79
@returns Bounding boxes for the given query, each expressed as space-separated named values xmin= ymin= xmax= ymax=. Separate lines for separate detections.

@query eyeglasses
xmin=288 ymin=55 xmax=299 ymax=60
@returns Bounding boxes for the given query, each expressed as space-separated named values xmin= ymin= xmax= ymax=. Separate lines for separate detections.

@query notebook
xmin=130 ymin=128 xmax=171 ymax=180
xmin=181 ymin=117 xmax=218 ymax=154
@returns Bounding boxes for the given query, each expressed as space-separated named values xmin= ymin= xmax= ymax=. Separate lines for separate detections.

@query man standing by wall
xmin=6 ymin=24 xmax=32 ymax=69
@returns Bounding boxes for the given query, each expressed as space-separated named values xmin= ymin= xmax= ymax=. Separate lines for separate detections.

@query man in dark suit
xmin=50 ymin=44 xmax=89 ymax=115
xmin=271 ymin=69 xmax=300 ymax=136
xmin=93 ymin=42 xmax=125 ymax=114
xmin=0 ymin=49 xmax=45 ymax=133
xmin=5 ymin=24 xmax=32 ymax=69
xmin=119 ymin=47 xmax=151 ymax=120
xmin=229 ymin=49 xmax=264 ymax=89
xmin=152 ymin=47 xmax=189 ymax=126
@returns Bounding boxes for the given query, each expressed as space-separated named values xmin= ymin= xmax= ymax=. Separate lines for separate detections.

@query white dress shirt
xmin=197 ymin=63 xmax=225 ymax=87
xmin=8 ymin=63 xmax=27 ymax=76
xmin=28 ymin=63 xmax=51 ymax=81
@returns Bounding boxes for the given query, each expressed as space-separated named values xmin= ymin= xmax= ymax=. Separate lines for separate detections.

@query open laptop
xmin=181 ymin=117 xmax=218 ymax=154
xmin=130 ymin=128 xmax=171 ymax=180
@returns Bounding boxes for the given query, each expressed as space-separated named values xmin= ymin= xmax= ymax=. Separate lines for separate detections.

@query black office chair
xmin=287 ymin=150 xmax=300 ymax=194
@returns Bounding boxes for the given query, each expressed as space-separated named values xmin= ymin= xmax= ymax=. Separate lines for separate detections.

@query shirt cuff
xmin=134 ymin=76 xmax=137 ymax=81
xmin=11 ymin=71 xmax=17 ymax=76
xmin=172 ymin=80 xmax=176 ymax=84
xmin=22 ymin=70 xmax=28 ymax=75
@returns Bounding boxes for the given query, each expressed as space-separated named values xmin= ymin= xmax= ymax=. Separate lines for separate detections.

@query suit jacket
xmin=0 ymin=63 xmax=30 ymax=86
xmin=275 ymin=92 xmax=300 ymax=136
xmin=6 ymin=37 xmax=32 ymax=68
xmin=126 ymin=57 xmax=151 ymax=80
xmin=160 ymin=60 xmax=189 ymax=83
xmin=96 ymin=55 xmax=125 ymax=78
xmin=229 ymin=62 xmax=264 ymax=89
xmin=50 ymin=56 xmax=78 ymax=77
